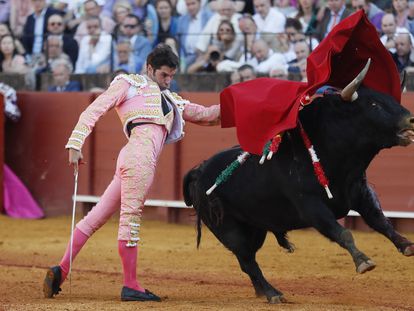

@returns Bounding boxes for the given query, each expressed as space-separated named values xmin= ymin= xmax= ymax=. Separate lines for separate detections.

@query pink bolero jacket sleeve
xmin=182 ymin=103 xmax=221 ymax=126
xmin=65 ymin=79 xmax=130 ymax=150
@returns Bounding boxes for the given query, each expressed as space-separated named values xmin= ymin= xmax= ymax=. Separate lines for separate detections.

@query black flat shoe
xmin=43 ymin=266 xmax=62 ymax=298
xmin=121 ymin=286 xmax=161 ymax=302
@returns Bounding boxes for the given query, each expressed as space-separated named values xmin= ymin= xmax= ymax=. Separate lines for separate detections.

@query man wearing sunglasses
xmin=22 ymin=0 xmax=61 ymax=58
xmin=46 ymin=14 xmax=78 ymax=67
xmin=118 ymin=14 xmax=152 ymax=73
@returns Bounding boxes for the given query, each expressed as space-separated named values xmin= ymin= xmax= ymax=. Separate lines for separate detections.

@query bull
xmin=183 ymin=62 xmax=414 ymax=303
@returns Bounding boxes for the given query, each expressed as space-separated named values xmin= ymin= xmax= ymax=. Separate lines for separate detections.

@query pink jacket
xmin=66 ymin=74 xmax=220 ymax=150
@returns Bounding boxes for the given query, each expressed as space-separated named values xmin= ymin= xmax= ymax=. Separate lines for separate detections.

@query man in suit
xmin=177 ymin=0 xmax=212 ymax=71
xmin=22 ymin=0 xmax=61 ymax=57
xmin=118 ymin=14 xmax=152 ymax=73
xmin=48 ymin=58 xmax=82 ymax=92
xmin=314 ymin=0 xmax=353 ymax=42
xmin=46 ymin=13 xmax=79 ymax=68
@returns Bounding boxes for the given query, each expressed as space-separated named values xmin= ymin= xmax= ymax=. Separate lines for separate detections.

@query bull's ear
xmin=341 ymin=58 xmax=371 ymax=102
xmin=400 ymin=70 xmax=407 ymax=92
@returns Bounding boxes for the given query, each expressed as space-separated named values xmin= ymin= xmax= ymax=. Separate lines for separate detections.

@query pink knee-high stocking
xmin=59 ymin=228 xmax=89 ymax=284
xmin=118 ymin=240 xmax=145 ymax=292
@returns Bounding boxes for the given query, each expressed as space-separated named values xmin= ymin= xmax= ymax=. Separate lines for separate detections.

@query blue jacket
xmin=22 ymin=7 xmax=62 ymax=55
xmin=177 ymin=9 xmax=212 ymax=68
xmin=48 ymin=80 xmax=82 ymax=92
xmin=154 ymin=16 xmax=179 ymax=46
xmin=132 ymin=35 xmax=152 ymax=72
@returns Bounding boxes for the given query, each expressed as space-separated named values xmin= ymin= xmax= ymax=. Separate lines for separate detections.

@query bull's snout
xmin=397 ymin=115 xmax=414 ymax=146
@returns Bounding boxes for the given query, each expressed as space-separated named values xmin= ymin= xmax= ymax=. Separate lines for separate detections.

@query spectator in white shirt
xmin=72 ymin=0 xmax=116 ymax=44
xmin=238 ymin=13 xmax=259 ymax=62
xmin=287 ymin=40 xmax=310 ymax=74
xmin=176 ymin=0 xmax=208 ymax=15
xmin=195 ymin=0 xmax=241 ymax=54
xmin=274 ymin=0 xmax=297 ymax=17
xmin=177 ymin=0 xmax=213 ymax=70
xmin=75 ymin=16 xmax=112 ymax=73
xmin=380 ymin=13 xmax=413 ymax=53
xmin=247 ymin=38 xmax=287 ymax=74
xmin=252 ymin=0 xmax=286 ymax=35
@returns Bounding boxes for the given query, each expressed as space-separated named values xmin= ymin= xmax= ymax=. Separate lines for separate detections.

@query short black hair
xmin=238 ymin=64 xmax=255 ymax=73
xmin=285 ymin=18 xmax=303 ymax=32
xmin=124 ymin=14 xmax=141 ymax=25
xmin=146 ymin=43 xmax=179 ymax=70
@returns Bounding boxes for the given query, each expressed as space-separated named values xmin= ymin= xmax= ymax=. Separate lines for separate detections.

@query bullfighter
xmin=43 ymin=44 xmax=220 ymax=302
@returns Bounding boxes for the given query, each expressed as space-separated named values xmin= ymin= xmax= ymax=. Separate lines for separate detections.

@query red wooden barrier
xmin=5 ymin=92 xmax=94 ymax=216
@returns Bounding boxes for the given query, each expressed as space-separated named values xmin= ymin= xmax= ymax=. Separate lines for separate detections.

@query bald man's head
xmin=252 ymin=39 xmax=269 ymax=62
xmin=218 ymin=0 xmax=235 ymax=19
xmin=395 ymin=33 xmax=412 ymax=57
xmin=294 ymin=41 xmax=310 ymax=61
xmin=382 ymin=13 xmax=397 ymax=36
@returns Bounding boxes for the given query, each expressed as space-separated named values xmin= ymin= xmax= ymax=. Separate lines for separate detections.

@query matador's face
xmin=147 ymin=65 xmax=176 ymax=90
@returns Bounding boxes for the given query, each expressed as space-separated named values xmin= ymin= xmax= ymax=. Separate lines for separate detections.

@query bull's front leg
xmin=353 ymin=184 xmax=414 ymax=256
xmin=302 ymin=197 xmax=376 ymax=273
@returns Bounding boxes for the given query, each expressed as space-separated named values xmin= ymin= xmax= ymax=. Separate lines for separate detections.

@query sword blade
xmin=69 ymin=171 xmax=78 ymax=299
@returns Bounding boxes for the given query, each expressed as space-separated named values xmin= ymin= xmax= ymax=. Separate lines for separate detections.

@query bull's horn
xmin=341 ymin=58 xmax=371 ymax=102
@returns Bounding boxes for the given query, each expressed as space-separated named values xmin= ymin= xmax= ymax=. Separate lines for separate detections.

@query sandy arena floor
xmin=0 ymin=214 xmax=413 ymax=311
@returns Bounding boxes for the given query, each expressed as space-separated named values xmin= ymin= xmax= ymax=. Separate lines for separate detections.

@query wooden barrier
xmin=4 ymin=91 xmax=414 ymax=231
xmin=5 ymin=92 xmax=95 ymax=216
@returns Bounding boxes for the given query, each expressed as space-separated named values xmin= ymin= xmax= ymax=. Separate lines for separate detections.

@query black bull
xmin=183 ymin=86 xmax=414 ymax=303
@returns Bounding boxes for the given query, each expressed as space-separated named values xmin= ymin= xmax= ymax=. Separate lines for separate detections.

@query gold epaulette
xmin=169 ymin=91 xmax=189 ymax=104
xmin=111 ymin=74 xmax=148 ymax=89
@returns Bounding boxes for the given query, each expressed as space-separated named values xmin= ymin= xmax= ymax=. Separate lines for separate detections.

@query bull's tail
xmin=274 ymin=232 xmax=295 ymax=253
xmin=183 ymin=164 xmax=202 ymax=206
xmin=183 ymin=165 xmax=204 ymax=248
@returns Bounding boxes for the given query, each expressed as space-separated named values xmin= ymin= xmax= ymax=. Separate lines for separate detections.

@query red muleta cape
xmin=220 ymin=10 xmax=401 ymax=155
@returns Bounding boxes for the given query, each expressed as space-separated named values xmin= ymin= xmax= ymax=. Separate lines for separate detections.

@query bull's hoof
xmin=356 ymin=260 xmax=376 ymax=274
xmin=403 ymin=244 xmax=414 ymax=256
xmin=267 ymin=295 xmax=287 ymax=304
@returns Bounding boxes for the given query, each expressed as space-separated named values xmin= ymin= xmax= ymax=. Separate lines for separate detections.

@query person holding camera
xmin=187 ymin=44 xmax=223 ymax=73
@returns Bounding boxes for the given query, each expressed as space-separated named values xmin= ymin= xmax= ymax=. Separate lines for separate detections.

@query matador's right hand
xmin=68 ymin=148 xmax=83 ymax=175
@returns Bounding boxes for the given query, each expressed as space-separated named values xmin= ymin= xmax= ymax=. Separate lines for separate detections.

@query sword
xmin=68 ymin=169 xmax=79 ymax=299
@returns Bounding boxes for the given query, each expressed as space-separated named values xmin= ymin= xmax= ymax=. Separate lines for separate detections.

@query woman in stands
xmin=293 ymin=0 xmax=319 ymax=36
xmin=212 ymin=20 xmax=242 ymax=61
xmin=154 ymin=0 xmax=178 ymax=45
xmin=0 ymin=23 xmax=25 ymax=55
xmin=0 ymin=34 xmax=28 ymax=74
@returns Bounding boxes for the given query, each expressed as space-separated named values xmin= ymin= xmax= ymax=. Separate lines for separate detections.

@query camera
xmin=209 ymin=51 xmax=221 ymax=62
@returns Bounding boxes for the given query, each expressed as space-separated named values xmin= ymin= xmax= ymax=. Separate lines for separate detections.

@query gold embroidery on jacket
xmin=122 ymin=108 xmax=164 ymax=124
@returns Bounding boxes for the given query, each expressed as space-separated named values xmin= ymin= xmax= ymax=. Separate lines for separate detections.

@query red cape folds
xmin=220 ymin=10 xmax=401 ymax=155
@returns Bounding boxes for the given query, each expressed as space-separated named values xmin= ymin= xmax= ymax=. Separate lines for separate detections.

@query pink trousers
xmin=76 ymin=123 xmax=166 ymax=245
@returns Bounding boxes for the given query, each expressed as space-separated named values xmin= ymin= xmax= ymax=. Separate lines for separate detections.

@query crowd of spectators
xmin=0 ymin=0 xmax=414 ymax=91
